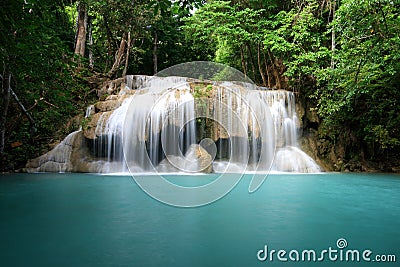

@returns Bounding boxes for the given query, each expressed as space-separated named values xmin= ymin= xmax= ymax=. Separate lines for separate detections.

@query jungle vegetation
xmin=1 ymin=0 xmax=399 ymax=171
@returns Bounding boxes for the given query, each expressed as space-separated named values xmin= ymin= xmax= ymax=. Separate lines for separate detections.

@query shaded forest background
xmin=1 ymin=0 xmax=399 ymax=172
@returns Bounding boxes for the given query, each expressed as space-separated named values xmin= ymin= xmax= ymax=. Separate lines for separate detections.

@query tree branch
xmin=9 ymin=79 xmax=35 ymax=126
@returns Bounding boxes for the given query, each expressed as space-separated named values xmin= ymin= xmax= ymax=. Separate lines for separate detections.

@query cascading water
xmin=263 ymin=90 xmax=320 ymax=172
xmin=93 ymin=75 xmax=320 ymax=173
xmin=123 ymin=86 xmax=196 ymax=172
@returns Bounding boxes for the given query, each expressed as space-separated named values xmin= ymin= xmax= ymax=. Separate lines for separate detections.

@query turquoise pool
xmin=0 ymin=173 xmax=399 ymax=266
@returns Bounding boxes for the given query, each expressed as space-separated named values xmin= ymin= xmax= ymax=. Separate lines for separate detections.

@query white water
xmin=122 ymin=85 xmax=196 ymax=172
xmin=94 ymin=76 xmax=320 ymax=173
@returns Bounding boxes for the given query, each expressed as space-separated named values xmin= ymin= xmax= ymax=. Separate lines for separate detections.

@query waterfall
xmin=123 ymin=86 xmax=196 ymax=172
xmin=92 ymin=76 xmax=320 ymax=173
xmin=27 ymin=74 xmax=320 ymax=173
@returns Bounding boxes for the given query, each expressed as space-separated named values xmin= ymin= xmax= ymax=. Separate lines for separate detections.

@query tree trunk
xmin=108 ymin=32 xmax=127 ymax=78
xmin=123 ymin=32 xmax=132 ymax=77
xmin=74 ymin=2 xmax=88 ymax=58
xmin=153 ymin=30 xmax=158 ymax=75
xmin=0 ymin=74 xmax=11 ymax=161
xmin=267 ymin=48 xmax=281 ymax=89
xmin=257 ymin=42 xmax=267 ymax=87
xmin=88 ymin=16 xmax=94 ymax=69
xmin=240 ymin=45 xmax=247 ymax=78
xmin=262 ymin=46 xmax=272 ymax=88
xmin=103 ymin=15 xmax=116 ymax=73
xmin=9 ymin=86 xmax=35 ymax=126
xmin=246 ymin=43 xmax=257 ymax=82
xmin=330 ymin=0 xmax=336 ymax=68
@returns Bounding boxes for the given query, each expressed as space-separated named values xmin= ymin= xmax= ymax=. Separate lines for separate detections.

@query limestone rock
xmin=105 ymin=95 xmax=119 ymax=101
xmin=83 ymin=112 xmax=111 ymax=140
xmin=25 ymin=130 xmax=105 ymax=173
xmin=26 ymin=131 xmax=82 ymax=172
xmin=306 ymin=107 xmax=319 ymax=124
xmin=295 ymin=98 xmax=305 ymax=129
xmin=98 ymin=77 xmax=126 ymax=98
xmin=157 ymin=144 xmax=213 ymax=173
xmin=94 ymin=100 xmax=118 ymax=112
xmin=184 ymin=144 xmax=213 ymax=173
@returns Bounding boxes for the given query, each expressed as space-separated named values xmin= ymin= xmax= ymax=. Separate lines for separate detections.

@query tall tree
xmin=74 ymin=1 xmax=88 ymax=58
xmin=0 ymin=0 xmax=90 ymax=170
xmin=316 ymin=0 xmax=400 ymax=157
xmin=183 ymin=0 xmax=287 ymax=87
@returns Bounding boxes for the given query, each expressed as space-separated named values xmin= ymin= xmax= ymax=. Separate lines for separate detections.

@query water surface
xmin=0 ymin=173 xmax=399 ymax=266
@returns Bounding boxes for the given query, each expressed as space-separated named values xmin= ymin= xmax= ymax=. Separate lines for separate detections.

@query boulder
xmin=184 ymin=144 xmax=213 ymax=173
xmin=25 ymin=130 xmax=104 ymax=173
xmin=83 ymin=111 xmax=112 ymax=140
xmin=94 ymin=100 xmax=119 ymax=112
xmin=157 ymin=144 xmax=213 ymax=173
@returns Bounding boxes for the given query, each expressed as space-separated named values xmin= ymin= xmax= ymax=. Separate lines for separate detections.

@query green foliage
xmin=315 ymin=0 xmax=400 ymax=156
xmin=192 ymin=83 xmax=213 ymax=99
xmin=0 ymin=0 xmax=92 ymax=170
xmin=182 ymin=1 xmax=271 ymax=83
xmin=1 ymin=0 xmax=399 ymax=170
xmin=365 ymin=125 xmax=400 ymax=150
xmin=83 ymin=0 xmax=206 ymax=76
xmin=184 ymin=0 xmax=400 ymax=161
xmin=264 ymin=0 xmax=332 ymax=91
xmin=81 ymin=117 xmax=90 ymax=131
